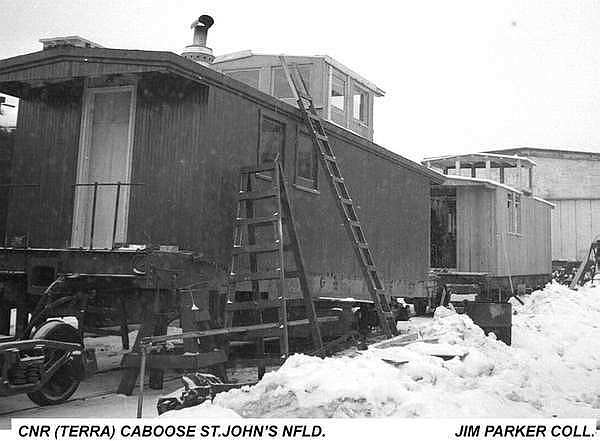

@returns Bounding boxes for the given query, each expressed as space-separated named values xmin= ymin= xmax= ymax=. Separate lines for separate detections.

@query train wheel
xmin=27 ymin=320 xmax=82 ymax=406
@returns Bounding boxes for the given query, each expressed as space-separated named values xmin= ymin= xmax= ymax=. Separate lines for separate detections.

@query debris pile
xmin=170 ymin=282 xmax=600 ymax=418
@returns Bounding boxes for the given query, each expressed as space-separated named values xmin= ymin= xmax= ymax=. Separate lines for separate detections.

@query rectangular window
xmin=507 ymin=192 xmax=522 ymax=234
xmin=515 ymin=194 xmax=522 ymax=234
xmin=272 ymin=65 xmax=311 ymax=98
xmin=507 ymin=193 xmax=514 ymax=233
xmin=224 ymin=69 xmax=260 ymax=89
xmin=352 ymin=87 xmax=369 ymax=123
xmin=258 ymin=117 xmax=285 ymax=167
xmin=295 ymin=132 xmax=318 ymax=190
xmin=330 ymin=72 xmax=346 ymax=111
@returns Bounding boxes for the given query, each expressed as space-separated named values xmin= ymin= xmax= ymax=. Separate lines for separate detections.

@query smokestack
xmin=181 ymin=15 xmax=215 ymax=65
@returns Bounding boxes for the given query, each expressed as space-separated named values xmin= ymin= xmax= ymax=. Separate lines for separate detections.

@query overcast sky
xmin=1 ymin=0 xmax=599 ymax=161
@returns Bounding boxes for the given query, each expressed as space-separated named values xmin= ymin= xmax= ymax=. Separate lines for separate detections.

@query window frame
xmin=294 ymin=128 xmax=319 ymax=193
xmin=222 ymin=68 xmax=261 ymax=89
xmin=352 ymin=84 xmax=369 ymax=125
xmin=507 ymin=191 xmax=523 ymax=235
xmin=515 ymin=194 xmax=522 ymax=234
xmin=330 ymin=70 xmax=347 ymax=112
xmin=271 ymin=64 xmax=312 ymax=99
xmin=256 ymin=111 xmax=286 ymax=179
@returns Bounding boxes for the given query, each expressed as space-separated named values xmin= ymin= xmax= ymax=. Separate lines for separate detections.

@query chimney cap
xmin=191 ymin=15 xmax=214 ymax=30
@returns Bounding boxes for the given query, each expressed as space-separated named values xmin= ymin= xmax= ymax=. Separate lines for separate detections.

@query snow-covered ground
xmin=174 ymin=282 xmax=600 ymax=418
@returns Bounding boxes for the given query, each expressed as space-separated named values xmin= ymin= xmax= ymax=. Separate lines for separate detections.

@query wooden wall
xmin=126 ymin=75 xmax=432 ymax=298
xmin=495 ymin=189 xmax=552 ymax=277
xmin=0 ymin=129 xmax=14 ymax=243
xmin=5 ymin=73 xmax=432 ymax=299
xmin=5 ymin=80 xmax=83 ymax=247
xmin=549 ymin=199 xmax=600 ymax=261
xmin=488 ymin=149 xmax=600 ymax=262
xmin=456 ymin=187 xmax=496 ymax=273
xmin=455 ymin=185 xmax=552 ymax=277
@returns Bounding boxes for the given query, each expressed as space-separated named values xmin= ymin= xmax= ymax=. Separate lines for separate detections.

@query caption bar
xmin=9 ymin=419 xmax=598 ymax=440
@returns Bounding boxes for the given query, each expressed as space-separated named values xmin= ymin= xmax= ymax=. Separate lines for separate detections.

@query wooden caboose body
xmin=426 ymin=154 xmax=553 ymax=294
xmin=0 ymin=44 xmax=441 ymax=320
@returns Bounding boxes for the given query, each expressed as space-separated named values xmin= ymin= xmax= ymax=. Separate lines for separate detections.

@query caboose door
xmin=71 ymin=86 xmax=136 ymax=249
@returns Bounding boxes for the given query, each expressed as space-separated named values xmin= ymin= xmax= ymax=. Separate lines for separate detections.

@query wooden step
xmin=238 ymin=188 xmax=278 ymax=201
xmin=232 ymin=243 xmax=280 ymax=255
xmin=240 ymin=165 xmax=276 ymax=174
xmin=235 ymin=215 xmax=279 ymax=226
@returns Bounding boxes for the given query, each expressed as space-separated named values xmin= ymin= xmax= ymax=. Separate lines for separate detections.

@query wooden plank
xmin=225 ymin=300 xmax=282 ymax=312
xmin=121 ymin=350 xmax=227 ymax=369
xmin=141 ymin=316 xmax=339 ymax=345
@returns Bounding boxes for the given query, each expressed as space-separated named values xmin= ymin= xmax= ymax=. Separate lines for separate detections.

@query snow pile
xmin=176 ymin=282 xmax=600 ymax=418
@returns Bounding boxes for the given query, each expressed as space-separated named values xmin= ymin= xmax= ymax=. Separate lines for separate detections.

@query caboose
xmin=0 ymin=19 xmax=441 ymax=402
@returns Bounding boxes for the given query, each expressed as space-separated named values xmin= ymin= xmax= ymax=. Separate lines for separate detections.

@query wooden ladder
xmin=226 ymin=159 xmax=323 ymax=368
xmin=279 ymin=55 xmax=396 ymax=338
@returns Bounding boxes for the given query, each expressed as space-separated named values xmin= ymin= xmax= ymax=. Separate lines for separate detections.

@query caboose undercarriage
xmin=0 ymin=246 xmax=359 ymax=404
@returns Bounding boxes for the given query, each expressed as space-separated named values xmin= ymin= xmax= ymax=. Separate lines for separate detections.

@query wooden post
xmin=455 ymin=160 xmax=461 ymax=176
xmin=516 ymin=159 xmax=522 ymax=190
xmin=136 ymin=344 xmax=147 ymax=418
xmin=499 ymin=167 xmax=505 ymax=183
xmin=471 ymin=167 xmax=476 ymax=178
xmin=485 ymin=160 xmax=491 ymax=180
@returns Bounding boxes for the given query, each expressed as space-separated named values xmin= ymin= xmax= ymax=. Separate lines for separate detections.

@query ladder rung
xmin=349 ymin=220 xmax=361 ymax=228
xmin=322 ymin=154 xmax=336 ymax=162
xmin=332 ymin=176 xmax=345 ymax=184
xmin=225 ymin=299 xmax=283 ymax=312
xmin=357 ymin=242 xmax=369 ymax=248
xmin=232 ymin=243 xmax=280 ymax=255
xmin=240 ymin=164 xmax=276 ymax=174
xmin=229 ymin=270 xmax=299 ymax=283
xmin=235 ymin=215 xmax=279 ymax=226
xmin=316 ymin=133 xmax=329 ymax=142
xmin=340 ymin=198 xmax=354 ymax=205
xmin=238 ymin=188 xmax=278 ymax=201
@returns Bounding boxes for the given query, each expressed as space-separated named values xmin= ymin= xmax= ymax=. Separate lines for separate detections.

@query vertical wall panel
xmin=5 ymin=81 xmax=83 ymax=247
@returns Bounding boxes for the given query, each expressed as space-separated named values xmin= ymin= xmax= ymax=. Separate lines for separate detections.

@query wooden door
xmin=71 ymin=86 xmax=136 ymax=249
